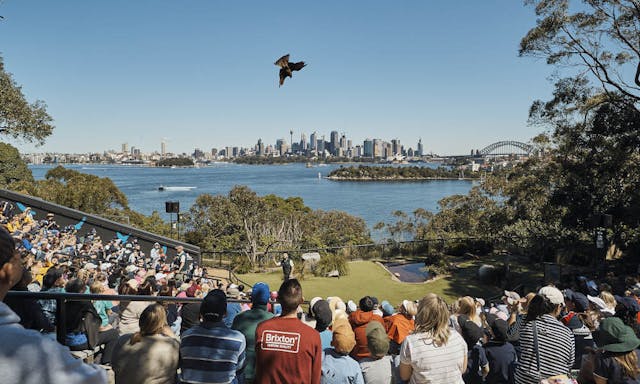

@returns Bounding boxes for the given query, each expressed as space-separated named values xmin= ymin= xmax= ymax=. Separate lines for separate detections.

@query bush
xmin=314 ymin=253 xmax=349 ymax=277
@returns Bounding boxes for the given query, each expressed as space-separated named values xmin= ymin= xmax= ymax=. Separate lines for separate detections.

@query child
xmin=484 ymin=318 xmax=517 ymax=384
xmin=321 ymin=318 xmax=364 ymax=384
xmin=359 ymin=321 xmax=393 ymax=384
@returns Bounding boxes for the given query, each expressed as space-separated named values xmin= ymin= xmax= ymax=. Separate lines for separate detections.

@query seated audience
xmin=321 ymin=317 xmax=364 ymax=384
xmin=359 ymin=321 xmax=393 ymax=384
xmin=179 ymin=289 xmax=246 ymax=384
xmin=112 ymin=303 xmax=179 ymax=384
xmin=399 ymin=293 xmax=467 ymax=383
xmin=64 ymin=278 xmax=119 ymax=365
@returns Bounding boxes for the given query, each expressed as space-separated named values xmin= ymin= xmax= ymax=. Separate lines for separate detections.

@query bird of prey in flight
xmin=274 ymin=54 xmax=306 ymax=87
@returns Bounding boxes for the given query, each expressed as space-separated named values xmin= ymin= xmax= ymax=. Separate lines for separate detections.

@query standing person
xmin=111 ymin=303 xmax=180 ymax=384
xmin=179 ymin=289 xmax=246 ymax=384
xmin=232 ymin=282 xmax=274 ymax=383
xmin=280 ymin=253 xmax=293 ymax=281
xmin=255 ymin=279 xmax=322 ymax=384
xmin=399 ymin=293 xmax=468 ymax=384
xmin=515 ymin=286 xmax=575 ymax=384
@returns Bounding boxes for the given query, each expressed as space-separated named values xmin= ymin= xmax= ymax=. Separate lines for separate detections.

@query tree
xmin=520 ymin=0 xmax=640 ymax=107
xmin=0 ymin=143 xmax=34 ymax=188
xmin=33 ymin=166 xmax=129 ymax=214
xmin=0 ymin=56 xmax=54 ymax=144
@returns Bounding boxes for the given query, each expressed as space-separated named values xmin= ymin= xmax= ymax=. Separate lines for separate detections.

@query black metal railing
xmin=5 ymin=291 xmax=252 ymax=346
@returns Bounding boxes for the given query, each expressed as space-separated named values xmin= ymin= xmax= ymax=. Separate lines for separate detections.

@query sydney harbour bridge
xmin=469 ymin=140 xmax=534 ymax=157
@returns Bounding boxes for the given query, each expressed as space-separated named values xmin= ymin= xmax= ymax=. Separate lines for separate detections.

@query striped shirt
xmin=514 ymin=314 xmax=575 ymax=384
xmin=399 ymin=329 xmax=467 ymax=384
xmin=179 ymin=322 xmax=246 ymax=384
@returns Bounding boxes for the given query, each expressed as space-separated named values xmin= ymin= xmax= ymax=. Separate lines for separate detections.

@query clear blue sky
xmin=2 ymin=1 xmax=556 ymax=156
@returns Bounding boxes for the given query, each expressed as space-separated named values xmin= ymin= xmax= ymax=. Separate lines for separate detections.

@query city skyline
xmin=2 ymin=1 xmax=556 ymax=155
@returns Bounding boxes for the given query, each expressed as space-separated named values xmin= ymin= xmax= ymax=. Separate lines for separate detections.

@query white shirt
xmin=399 ymin=329 xmax=467 ymax=384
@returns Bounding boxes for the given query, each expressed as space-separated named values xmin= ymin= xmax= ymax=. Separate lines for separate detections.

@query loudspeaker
xmin=165 ymin=201 xmax=180 ymax=213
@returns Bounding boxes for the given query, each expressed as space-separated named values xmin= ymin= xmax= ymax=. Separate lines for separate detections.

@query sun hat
xmin=594 ymin=317 xmax=640 ymax=353
xmin=538 ymin=285 xmax=564 ymax=305
xmin=588 ymin=295 xmax=615 ymax=315
xmin=366 ymin=321 xmax=390 ymax=357
xmin=346 ymin=300 xmax=357 ymax=313
xmin=331 ymin=318 xmax=356 ymax=355
xmin=503 ymin=290 xmax=522 ymax=305
xmin=226 ymin=287 xmax=240 ymax=299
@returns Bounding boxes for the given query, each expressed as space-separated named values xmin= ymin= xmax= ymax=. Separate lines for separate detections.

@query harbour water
xmin=30 ymin=163 xmax=473 ymax=238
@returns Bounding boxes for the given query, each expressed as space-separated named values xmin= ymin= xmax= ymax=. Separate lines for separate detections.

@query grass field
xmin=237 ymin=255 xmax=542 ymax=306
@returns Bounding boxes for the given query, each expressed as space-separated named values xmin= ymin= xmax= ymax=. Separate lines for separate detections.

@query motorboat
xmin=158 ymin=186 xmax=196 ymax=191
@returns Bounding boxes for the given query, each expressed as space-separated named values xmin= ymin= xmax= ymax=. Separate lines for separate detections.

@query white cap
xmin=538 ymin=285 xmax=564 ymax=305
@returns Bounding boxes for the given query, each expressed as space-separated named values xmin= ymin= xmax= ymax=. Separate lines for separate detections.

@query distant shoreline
xmin=327 ymin=176 xmax=476 ymax=181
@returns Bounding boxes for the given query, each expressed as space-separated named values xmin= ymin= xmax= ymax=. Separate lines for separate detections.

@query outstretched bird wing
xmin=274 ymin=54 xmax=290 ymax=68
xmin=289 ymin=61 xmax=306 ymax=71
xmin=279 ymin=67 xmax=292 ymax=87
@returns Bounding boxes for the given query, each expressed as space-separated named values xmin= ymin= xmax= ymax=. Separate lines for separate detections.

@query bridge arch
xmin=479 ymin=141 xmax=533 ymax=156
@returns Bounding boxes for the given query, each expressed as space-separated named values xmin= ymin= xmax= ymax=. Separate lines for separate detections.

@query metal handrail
xmin=6 ymin=290 xmax=251 ymax=345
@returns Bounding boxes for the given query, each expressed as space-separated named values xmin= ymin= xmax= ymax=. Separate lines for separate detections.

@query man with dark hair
xmin=349 ymin=295 xmax=384 ymax=361
xmin=255 ymin=279 xmax=322 ymax=384
xmin=179 ymin=289 xmax=246 ymax=384
xmin=280 ymin=253 xmax=293 ymax=281
xmin=0 ymin=228 xmax=107 ymax=383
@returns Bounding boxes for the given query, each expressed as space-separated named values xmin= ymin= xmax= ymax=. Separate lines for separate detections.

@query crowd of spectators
xmin=3 ymin=200 xmax=640 ymax=383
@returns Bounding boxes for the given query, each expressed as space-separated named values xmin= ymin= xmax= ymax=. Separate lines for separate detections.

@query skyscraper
xmin=363 ymin=139 xmax=373 ymax=157
xmin=300 ymin=133 xmax=307 ymax=151
xmin=161 ymin=140 xmax=166 ymax=157
xmin=310 ymin=132 xmax=317 ymax=151
xmin=391 ymin=139 xmax=401 ymax=156
xmin=330 ymin=130 xmax=339 ymax=155
xmin=122 ymin=143 xmax=129 ymax=153
xmin=417 ymin=138 xmax=424 ymax=157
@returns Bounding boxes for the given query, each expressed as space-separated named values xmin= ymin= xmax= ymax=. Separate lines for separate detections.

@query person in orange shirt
xmin=348 ymin=296 xmax=384 ymax=361
xmin=384 ymin=300 xmax=417 ymax=354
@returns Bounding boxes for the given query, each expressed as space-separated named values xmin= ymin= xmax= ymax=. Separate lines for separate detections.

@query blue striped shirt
xmin=180 ymin=322 xmax=246 ymax=384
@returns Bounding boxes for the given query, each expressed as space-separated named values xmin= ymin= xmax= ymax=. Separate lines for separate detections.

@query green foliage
xmin=156 ymin=157 xmax=194 ymax=167
xmin=327 ymin=165 xmax=472 ymax=180
xmin=183 ymin=185 xmax=371 ymax=270
xmin=0 ymin=56 xmax=55 ymax=145
xmin=520 ymin=0 xmax=640 ymax=104
xmin=0 ymin=143 xmax=34 ymax=188
xmin=314 ymin=253 xmax=349 ymax=277
xmin=32 ymin=166 xmax=129 ymax=214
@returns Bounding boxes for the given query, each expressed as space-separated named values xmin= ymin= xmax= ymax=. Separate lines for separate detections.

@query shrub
xmin=314 ymin=253 xmax=349 ymax=277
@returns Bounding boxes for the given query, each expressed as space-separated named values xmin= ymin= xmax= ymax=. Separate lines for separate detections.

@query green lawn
xmin=236 ymin=256 xmax=540 ymax=306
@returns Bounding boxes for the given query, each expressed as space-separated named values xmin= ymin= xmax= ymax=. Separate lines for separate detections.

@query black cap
xmin=200 ymin=289 xmax=227 ymax=322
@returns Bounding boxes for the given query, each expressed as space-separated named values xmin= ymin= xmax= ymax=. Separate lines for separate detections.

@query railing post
xmin=56 ymin=298 xmax=67 ymax=345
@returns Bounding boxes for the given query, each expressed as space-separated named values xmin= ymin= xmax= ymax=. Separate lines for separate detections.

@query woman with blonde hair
xmin=399 ymin=293 xmax=467 ymax=383
xmin=591 ymin=316 xmax=640 ymax=384
xmin=112 ymin=303 xmax=179 ymax=384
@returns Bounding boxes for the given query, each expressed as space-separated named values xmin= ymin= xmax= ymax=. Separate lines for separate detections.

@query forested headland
xmin=327 ymin=165 xmax=476 ymax=181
